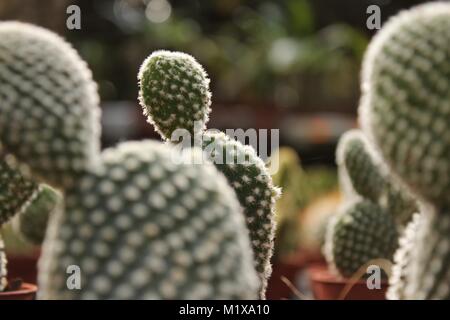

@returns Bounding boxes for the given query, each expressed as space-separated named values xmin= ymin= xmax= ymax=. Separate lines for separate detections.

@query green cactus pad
xmin=0 ymin=158 xmax=38 ymax=225
xmin=336 ymin=130 xmax=386 ymax=202
xmin=0 ymin=235 xmax=6 ymax=291
xmin=38 ymin=141 xmax=259 ymax=299
xmin=203 ymin=131 xmax=280 ymax=297
xmin=13 ymin=184 xmax=60 ymax=245
xmin=336 ymin=129 xmax=416 ymax=224
xmin=360 ymin=2 xmax=450 ymax=210
xmin=138 ymin=50 xmax=211 ymax=141
xmin=324 ymin=199 xmax=398 ymax=278
xmin=0 ymin=22 xmax=101 ymax=188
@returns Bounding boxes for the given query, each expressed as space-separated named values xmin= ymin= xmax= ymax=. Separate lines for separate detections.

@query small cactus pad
xmin=325 ymin=200 xmax=398 ymax=278
xmin=336 ymin=130 xmax=386 ymax=202
xmin=387 ymin=213 xmax=423 ymax=300
xmin=138 ymin=50 xmax=211 ymax=141
xmin=38 ymin=141 xmax=259 ymax=299
xmin=14 ymin=185 xmax=60 ymax=245
xmin=336 ymin=129 xmax=416 ymax=224
xmin=203 ymin=131 xmax=280 ymax=297
xmin=0 ymin=22 xmax=101 ymax=188
xmin=0 ymin=158 xmax=37 ymax=225
xmin=0 ymin=235 xmax=6 ymax=291
xmin=360 ymin=2 xmax=450 ymax=210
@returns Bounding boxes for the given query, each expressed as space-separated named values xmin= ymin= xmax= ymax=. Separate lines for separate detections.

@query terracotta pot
xmin=308 ymin=264 xmax=387 ymax=300
xmin=266 ymin=250 xmax=325 ymax=300
xmin=0 ymin=283 xmax=37 ymax=300
xmin=6 ymin=249 xmax=41 ymax=284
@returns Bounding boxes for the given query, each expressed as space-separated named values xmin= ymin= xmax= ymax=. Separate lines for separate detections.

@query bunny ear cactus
xmin=0 ymin=22 xmax=101 ymax=189
xmin=336 ymin=129 xmax=417 ymax=225
xmin=0 ymin=158 xmax=37 ymax=225
xmin=360 ymin=2 xmax=450 ymax=299
xmin=203 ymin=131 xmax=279 ymax=294
xmin=139 ymin=50 xmax=280 ymax=298
xmin=138 ymin=50 xmax=211 ymax=141
xmin=326 ymin=129 xmax=416 ymax=278
xmin=0 ymin=22 xmax=259 ymax=299
xmin=360 ymin=3 xmax=449 ymax=210
xmin=324 ymin=199 xmax=398 ymax=278
xmin=13 ymin=184 xmax=60 ymax=245
xmin=0 ymin=157 xmax=60 ymax=292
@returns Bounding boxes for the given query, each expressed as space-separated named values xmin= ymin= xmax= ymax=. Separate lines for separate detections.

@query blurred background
xmin=0 ymin=0 xmax=432 ymax=299
xmin=0 ymin=0 xmax=428 ymax=162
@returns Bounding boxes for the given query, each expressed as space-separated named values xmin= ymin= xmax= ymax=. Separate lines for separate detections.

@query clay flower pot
xmin=0 ymin=283 xmax=37 ymax=300
xmin=266 ymin=250 xmax=325 ymax=300
xmin=308 ymin=264 xmax=388 ymax=300
xmin=6 ymin=249 xmax=41 ymax=284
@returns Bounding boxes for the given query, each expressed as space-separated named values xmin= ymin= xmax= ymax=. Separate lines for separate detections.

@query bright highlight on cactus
xmin=0 ymin=22 xmax=259 ymax=299
xmin=360 ymin=2 xmax=450 ymax=299
xmin=138 ymin=50 xmax=280 ymax=298
xmin=324 ymin=199 xmax=398 ymax=278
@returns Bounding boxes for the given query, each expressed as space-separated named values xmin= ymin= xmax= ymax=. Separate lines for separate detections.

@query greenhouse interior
xmin=0 ymin=0 xmax=448 ymax=303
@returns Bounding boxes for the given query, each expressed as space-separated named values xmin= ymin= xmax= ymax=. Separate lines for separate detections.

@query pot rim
xmin=0 ymin=283 xmax=38 ymax=297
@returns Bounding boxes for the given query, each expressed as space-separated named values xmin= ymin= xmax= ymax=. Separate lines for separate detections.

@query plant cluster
xmin=0 ymin=22 xmax=270 ymax=299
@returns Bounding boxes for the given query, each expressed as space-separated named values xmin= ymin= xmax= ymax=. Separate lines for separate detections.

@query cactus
xmin=138 ymin=50 xmax=211 ymax=141
xmin=386 ymin=213 xmax=422 ymax=300
xmin=0 ymin=157 xmax=59 ymax=291
xmin=0 ymin=22 xmax=101 ymax=189
xmin=138 ymin=50 xmax=280 ymax=298
xmin=39 ymin=142 xmax=259 ymax=299
xmin=0 ymin=235 xmax=6 ymax=291
xmin=0 ymin=159 xmax=37 ymax=225
xmin=336 ymin=129 xmax=416 ymax=225
xmin=336 ymin=130 xmax=385 ymax=201
xmin=0 ymin=22 xmax=259 ymax=299
xmin=360 ymin=2 xmax=450 ymax=299
xmin=13 ymin=185 xmax=60 ymax=245
xmin=325 ymin=129 xmax=416 ymax=278
xmin=324 ymin=199 xmax=398 ymax=278
xmin=360 ymin=2 xmax=449 ymax=210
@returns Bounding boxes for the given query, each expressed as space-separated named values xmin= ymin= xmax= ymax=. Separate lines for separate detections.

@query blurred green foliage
xmin=68 ymin=0 xmax=368 ymax=109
